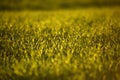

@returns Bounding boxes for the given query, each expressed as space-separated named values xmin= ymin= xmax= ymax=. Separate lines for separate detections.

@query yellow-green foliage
xmin=0 ymin=8 xmax=120 ymax=80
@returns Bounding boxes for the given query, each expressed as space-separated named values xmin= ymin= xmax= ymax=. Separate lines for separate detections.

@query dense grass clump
xmin=0 ymin=8 xmax=120 ymax=80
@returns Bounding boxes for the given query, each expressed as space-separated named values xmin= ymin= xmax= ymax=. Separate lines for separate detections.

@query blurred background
xmin=0 ymin=0 xmax=120 ymax=10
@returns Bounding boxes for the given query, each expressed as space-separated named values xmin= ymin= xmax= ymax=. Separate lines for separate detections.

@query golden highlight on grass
xmin=0 ymin=8 xmax=120 ymax=80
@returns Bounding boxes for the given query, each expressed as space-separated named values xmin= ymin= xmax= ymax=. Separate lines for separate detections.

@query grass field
xmin=0 ymin=7 xmax=120 ymax=80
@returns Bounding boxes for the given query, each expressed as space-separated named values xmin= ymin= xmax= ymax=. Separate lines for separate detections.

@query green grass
xmin=0 ymin=8 xmax=120 ymax=80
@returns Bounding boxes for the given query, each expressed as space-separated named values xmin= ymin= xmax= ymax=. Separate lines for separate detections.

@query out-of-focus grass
xmin=0 ymin=8 xmax=120 ymax=80
xmin=0 ymin=0 xmax=120 ymax=10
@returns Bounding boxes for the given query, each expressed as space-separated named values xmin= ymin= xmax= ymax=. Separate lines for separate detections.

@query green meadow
xmin=0 ymin=8 xmax=120 ymax=80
